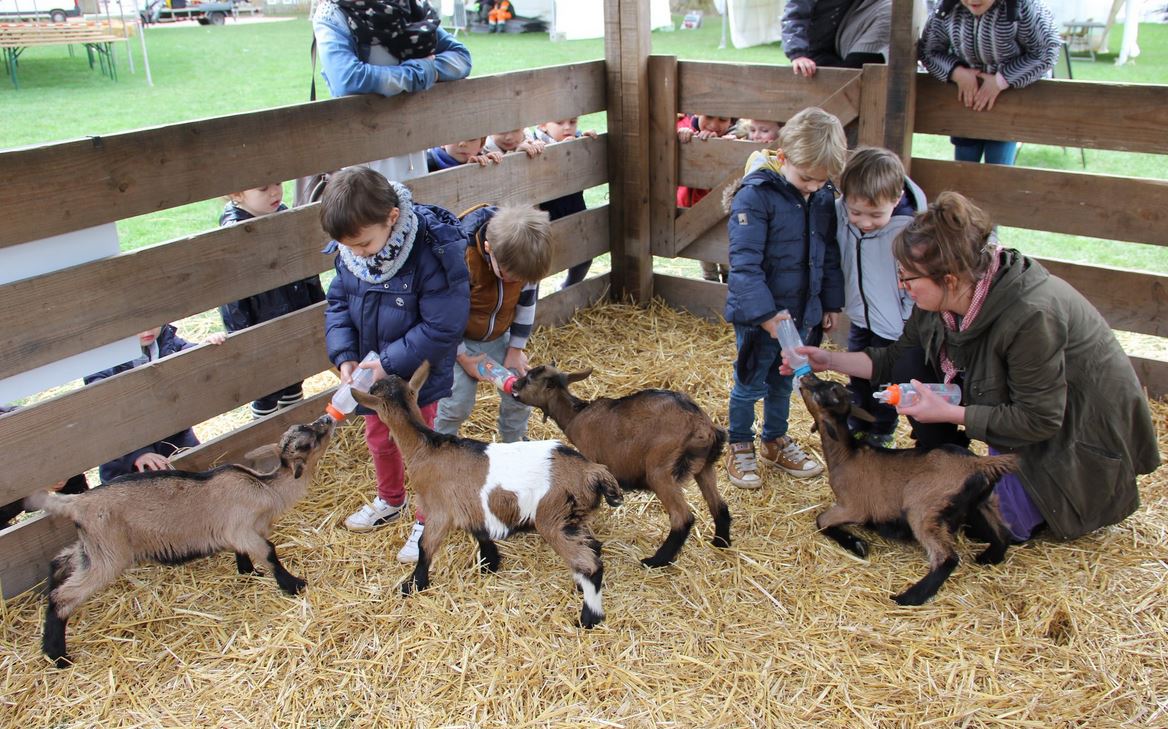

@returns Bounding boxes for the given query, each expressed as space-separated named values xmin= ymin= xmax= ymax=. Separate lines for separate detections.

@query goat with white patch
xmin=352 ymin=361 xmax=623 ymax=628
xmin=25 ymin=417 xmax=334 ymax=667
xmin=510 ymin=365 xmax=731 ymax=567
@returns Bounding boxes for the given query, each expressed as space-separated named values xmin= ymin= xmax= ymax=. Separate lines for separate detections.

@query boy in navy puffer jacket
xmin=723 ymin=107 xmax=846 ymax=489
xmin=219 ymin=183 xmax=326 ymax=418
xmin=320 ymin=167 xmax=470 ymax=562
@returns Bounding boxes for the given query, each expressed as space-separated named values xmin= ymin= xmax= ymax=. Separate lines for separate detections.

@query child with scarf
xmin=313 ymin=0 xmax=472 ymax=182
xmin=319 ymin=167 xmax=470 ymax=564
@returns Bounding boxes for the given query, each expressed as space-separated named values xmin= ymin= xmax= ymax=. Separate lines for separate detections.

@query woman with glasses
xmin=787 ymin=191 xmax=1159 ymax=543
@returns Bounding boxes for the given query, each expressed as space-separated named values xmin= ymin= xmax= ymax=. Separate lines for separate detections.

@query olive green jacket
xmin=869 ymin=249 xmax=1160 ymax=539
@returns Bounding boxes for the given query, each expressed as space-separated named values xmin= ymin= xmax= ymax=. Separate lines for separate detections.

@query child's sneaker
xmin=760 ymin=435 xmax=824 ymax=478
xmin=397 ymin=521 xmax=425 ymax=563
xmin=726 ymin=441 xmax=762 ymax=489
xmin=343 ymin=496 xmax=406 ymax=532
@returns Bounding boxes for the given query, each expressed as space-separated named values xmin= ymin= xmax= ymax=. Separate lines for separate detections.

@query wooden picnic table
xmin=0 ymin=22 xmax=125 ymax=89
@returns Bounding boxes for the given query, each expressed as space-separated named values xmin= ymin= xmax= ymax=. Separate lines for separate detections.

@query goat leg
xmin=402 ymin=518 xmax=447 ymax=595
xmin=43 ymin=549 xmax=78 ymax=668
xmin=642 ymin=481 xmax=695 ymax=567
xmin=816 ymin=504 xmax=868 ymax=558
xmin=472 ymin=528 xmax=501 ymax=574
xmin=970 ymin=499 xmax=1011 ymax=566
xmin=695 ymin=466 xmax=732 ymax=548
xmin=235 ymin=552 xmax=258 ymax=575
xmin=264 ymin=540 xmax=306 ymax=595
xmin=893 ymin=527 xmax=959 ymax=605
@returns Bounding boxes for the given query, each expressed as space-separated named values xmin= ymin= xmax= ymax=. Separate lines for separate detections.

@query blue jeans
xmin=728 ymin=323 xmax=797 ymax=444
xmin=951 ymin=137 xmax=1018 ymax=165
xmin=433 ymin=333 xmax=533 ymax=443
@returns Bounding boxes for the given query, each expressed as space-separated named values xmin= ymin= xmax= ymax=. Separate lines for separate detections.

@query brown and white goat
xmin=510 ymin=365 xmax=730 ymax=567
xmin=25 ymin=416 xmax=334 ymax=667
xmin=798 ymin=374 xmax=1016 ymax=606
xmin=351 ymin=361 xmax=623 ymax=628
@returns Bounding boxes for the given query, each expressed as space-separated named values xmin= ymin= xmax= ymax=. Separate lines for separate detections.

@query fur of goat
xmin=25 ymin=417 xmax=334 ymax=667
xmin=510 ymin=365 xmax=730 ymax=567
xmin=798 ymin=374 xmax=1016 ymax=606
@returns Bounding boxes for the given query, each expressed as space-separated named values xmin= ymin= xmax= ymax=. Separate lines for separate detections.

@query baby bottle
xmin=774 ymin=310 xmax=811 ymax=377
xmin=874 ymin=383 xmax=962 ymax=408
xmin=476 ymin=355 xmax=517 ymax=395
xmin=325 ymin=351 xmax=381 ymax=421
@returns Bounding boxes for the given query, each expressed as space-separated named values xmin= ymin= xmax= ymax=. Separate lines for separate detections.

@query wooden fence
xmin=646 ymin=59 xmax=1168 ymax=395
xmin=0 ymin=61 xmax=613 ymax=598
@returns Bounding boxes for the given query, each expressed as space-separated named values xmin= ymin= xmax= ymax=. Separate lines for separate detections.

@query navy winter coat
xmin=724 ymin=168 xmax=844 ymax=332
xmin=83 ymin=324 xmax=201 ymax=483
xmin=324 ymin=204 xmax=470 ymax=407
xmin=218 ymin=203 xmax=326 ymax=333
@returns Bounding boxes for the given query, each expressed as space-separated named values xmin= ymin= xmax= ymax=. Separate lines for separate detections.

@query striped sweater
xmin=919 ymin=0 xmax=1060 ymax=89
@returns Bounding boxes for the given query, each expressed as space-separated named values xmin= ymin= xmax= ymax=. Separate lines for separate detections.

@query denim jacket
xmin=313 ymin=0 xmax=471 ymax=98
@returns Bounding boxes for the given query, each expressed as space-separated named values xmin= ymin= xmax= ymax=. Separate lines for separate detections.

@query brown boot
xmin=726 ymin=441 xmax=762 ymax=489
xmin=760 ymin=435 xmax=824 ymax=478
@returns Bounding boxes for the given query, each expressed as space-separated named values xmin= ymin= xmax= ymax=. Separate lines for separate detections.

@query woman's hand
xmin=895 ymin=378 xmax=966 ymax=424
xmin=778 ymin=346 xmax=832 ymax=376
xmin=951 ymin=66 xmax=980 ymax=108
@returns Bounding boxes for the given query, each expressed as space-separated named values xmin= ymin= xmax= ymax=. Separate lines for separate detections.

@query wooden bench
xmin=0 ymin=22 xmax=123 ymax=88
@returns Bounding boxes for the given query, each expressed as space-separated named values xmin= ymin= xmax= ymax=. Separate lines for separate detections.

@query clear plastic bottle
xmin=325 ymin=351 xmax=381 ymax=421
xmin=774 ymin=309 xmax=811 ymax=377
xmin=874 ymin=383 xmax=962 ymax=407
xmin=476 ymin=355 xmax=517 ymax=395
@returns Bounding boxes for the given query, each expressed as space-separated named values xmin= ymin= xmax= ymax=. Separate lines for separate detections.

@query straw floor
xmin=2 ymin=300 xmax=1165 ymax=728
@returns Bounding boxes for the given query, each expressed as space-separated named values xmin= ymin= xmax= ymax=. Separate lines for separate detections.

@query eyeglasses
xmin=897 ymin=270 xmax=927 ymax=286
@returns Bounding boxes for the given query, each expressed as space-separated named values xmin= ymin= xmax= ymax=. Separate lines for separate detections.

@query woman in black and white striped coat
xmin=919 ymin=0 xmax=1060 ymax=165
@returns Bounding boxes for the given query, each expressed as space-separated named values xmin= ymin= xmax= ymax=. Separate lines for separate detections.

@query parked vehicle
xmin=0 ymin=0 xmax=82 ymax=23
xmin=141 ymin=0 xmax=234 ymax=25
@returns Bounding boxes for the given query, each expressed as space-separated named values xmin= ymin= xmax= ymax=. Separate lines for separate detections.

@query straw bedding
xmin=1 ymin=300 xmax=1165 ymax=727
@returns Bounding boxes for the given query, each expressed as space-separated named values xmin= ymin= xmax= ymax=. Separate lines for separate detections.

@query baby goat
xmin=798 ymin=374 xmax=1016 ymax=606
xmin=26 ymin=417 xmax=334 ymax=667
xmin=351 ymin=362 xmax=623 ymax=629
xmin=510 ymin=365 xmax=730 ymax=567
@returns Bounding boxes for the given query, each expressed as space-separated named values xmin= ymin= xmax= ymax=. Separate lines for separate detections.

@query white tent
xmin=549 ymin=0 xmax=673 ymax=40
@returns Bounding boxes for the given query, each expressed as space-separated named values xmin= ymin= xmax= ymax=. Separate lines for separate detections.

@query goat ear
xmin=351 ymin=387 xmax=379 ymax=410
xmin=241 ymin=444 xmax=281 ymax=475
xmin=565 ymin=367 xmax=593 ymax=384
xmin=849 ymin=405 xmax=877 ymax=423
xmin=280 ymin=455 xmax=306 ymax=480
xmin=409 ymin=360 xmax=431 ymax=392
xmin=293 ymin=462 xmax=304 ymax=479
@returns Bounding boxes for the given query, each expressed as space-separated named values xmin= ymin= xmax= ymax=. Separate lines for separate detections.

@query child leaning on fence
xmin=218 ymin=183 xmax=326 ymax=419
xmin=532 ymin=117 xmax=597 ymax=290
xmin=723 ymin=107 xmax=846 ymax=489
xmin=319 ymin=167 xmax=470 ymax=564
xmin=833 ymin=147 xmax=927 ymax=447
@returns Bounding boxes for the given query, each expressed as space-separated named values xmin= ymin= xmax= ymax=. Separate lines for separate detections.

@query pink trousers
xmin=364 ymin=401 xmax=437 ymax=522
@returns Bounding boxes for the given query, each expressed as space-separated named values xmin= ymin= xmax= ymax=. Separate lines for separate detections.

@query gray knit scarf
xmin=338 ymin=182 xmax=418 ymax=284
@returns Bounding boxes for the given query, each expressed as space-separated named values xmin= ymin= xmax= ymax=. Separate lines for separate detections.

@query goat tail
xmin=708 ymin=426 xmax=728 ymax=467
xmin=590 ymin=465 xmax=624 ymax=508
xmin=24 ymin=490 xmax=80 ymax=520
xmin=976 ymin=453 xmax=1022 ymax=483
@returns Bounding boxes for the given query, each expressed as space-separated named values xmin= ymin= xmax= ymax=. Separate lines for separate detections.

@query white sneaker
xmin=397 ymin=522 xmax=425 ymax=563
xmin=343 ymin=496 xmax=406 ymax=532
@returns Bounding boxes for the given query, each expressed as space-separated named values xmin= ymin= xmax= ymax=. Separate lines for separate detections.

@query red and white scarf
xmin=939 ymin=245 xmax=1002 ymax=384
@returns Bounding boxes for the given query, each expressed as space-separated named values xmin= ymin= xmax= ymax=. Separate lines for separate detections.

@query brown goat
xmin=510 ymin=365 xmax=730 ymax=567
xmin=25 ymin=417 xmax=334 ymax=667
xmin=798 ymin=374 xmax=1016 ymax=605
xmin=352 ymin=361 xmax=623 ymax=628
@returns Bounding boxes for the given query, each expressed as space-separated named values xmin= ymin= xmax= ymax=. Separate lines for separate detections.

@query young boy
xmin=426 ymin=136 xmax=502 ymax=171
xmin=834 ymin=147 xmax=927 ymax=446
xmin=433 ymin=204 xmax=552 ymax=444
xmin=533 ymin=117 xmax=597 ymax=290
xmin=485 ymin=128 xmax=546 ymax=158
xmin=219 ymin=182 xmax=326 ymax=418
xmin=724 ymin=107 xmax=846 ymax=488
xmin=745 ymin=119 xmax=782 ymax=144
xmin=83 ymin=325 xmax=226 ymax=483
xmin=320 ymin=167 xmax=470 ymax=563
xmin=676 ymin=113 xmax=736 ymax=283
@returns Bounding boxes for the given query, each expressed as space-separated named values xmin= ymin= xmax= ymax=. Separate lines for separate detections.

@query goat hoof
xmin=711 ymin=535 xmax=731 ymax=549
xmin=50 ymin=654 xmax=72 ymax=669
xmin=578 ymin=612 xmax=605 ymax=629
xmin=640 ymin=555 xmax=673 ymax=569
xmin=479 ymin=558 xmax=500 ymax=574
xmin=279 ymin=576 xmax=307 ymax=595
xmin=847 ymin=540 xmax=868 ymax=559
xmin=975 ymin=547 xmax=1006 ymax=565
xmin=891 ymin=590 xmax=927 ymax=606
xmin=400 ymin=580 xmax=415 ymax=596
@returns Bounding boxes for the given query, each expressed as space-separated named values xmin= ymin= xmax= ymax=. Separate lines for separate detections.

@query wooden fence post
xmin=648 ymin=54 xmax=679 ymax=258
xmin=604 ymin=0 xmax=652 ymax=302
xmin=883 ymin=0 xmax=919 ymax=167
